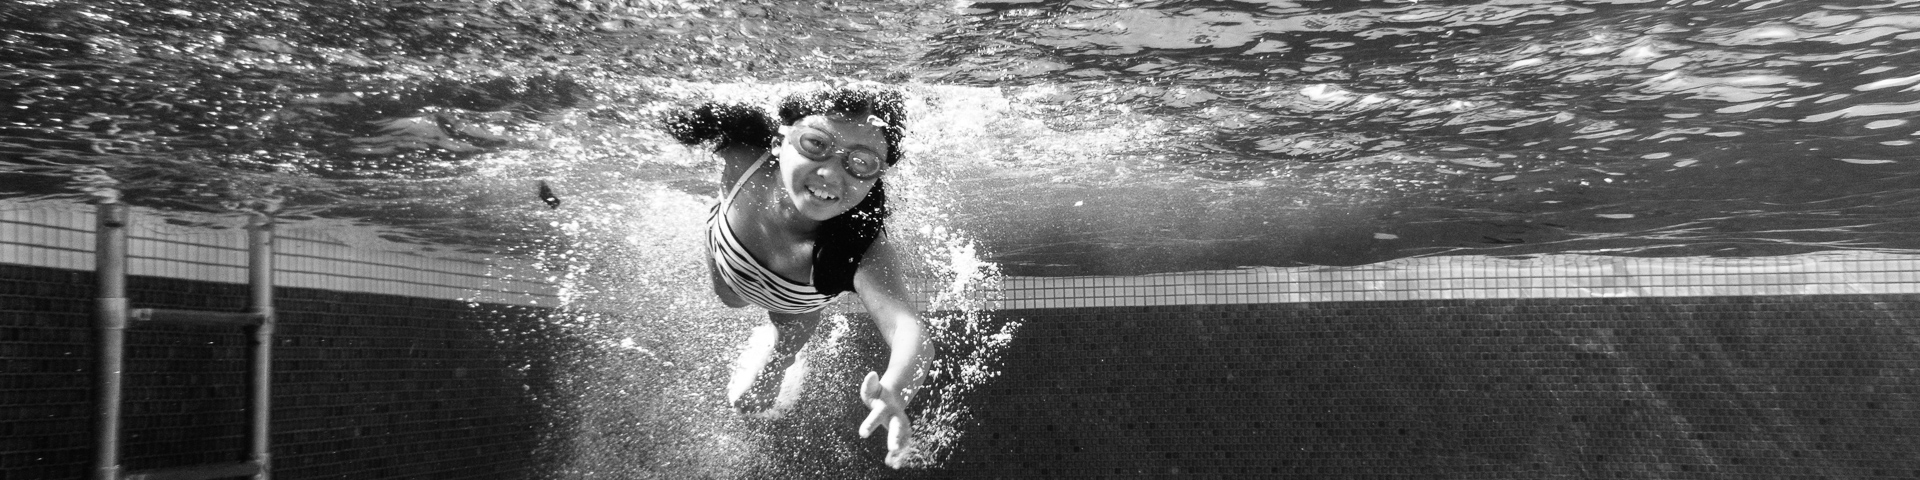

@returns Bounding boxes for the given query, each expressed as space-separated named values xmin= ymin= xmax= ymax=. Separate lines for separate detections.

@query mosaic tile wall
xmin=983 ymin=252 xmax=1920 ymax=309
xmin=11 ymin=199 xmax=1918 ymax=312
xmin=7 ymin=200 xmax=1920 ymax=478
xmin=1 ymin=201 xmax=569 ymax=479
xmin=0 ymin=200 xmax=558 ymax=307
xmin=915 ymin=296 xmax=1920 ymax=478
xmin=0 ymin=263 xmax=573 ymax=480
xmin=898 ymin=253 xmax=1920 ymax=477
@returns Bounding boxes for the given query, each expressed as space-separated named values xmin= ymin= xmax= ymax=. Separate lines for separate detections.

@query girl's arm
xmin=851 ymin=235 xmax=934 ymax=468
xmin=661 ymin=101 xmax=777 ymax=184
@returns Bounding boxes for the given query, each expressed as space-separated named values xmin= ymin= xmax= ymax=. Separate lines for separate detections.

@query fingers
xmin=856 ymin=371 xmax=915 ymax=468
xmin=859 ymin=400 xmax=886 ymax=438
xmin=888 ymin=413 xmax=911 ymax=452
xmin=860 ymin=372 xmax=882 ymax=402
xmin=883 ymin=416 xmax=914 ymax=469
xmin=885 ymin=445 xmax=912 ymax=469
xmin=858 ymin=371 xmax=888 ymax=438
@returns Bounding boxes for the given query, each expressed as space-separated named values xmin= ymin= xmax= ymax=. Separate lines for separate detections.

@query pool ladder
xmin=92 ymin=203 xmax=274 ymax=480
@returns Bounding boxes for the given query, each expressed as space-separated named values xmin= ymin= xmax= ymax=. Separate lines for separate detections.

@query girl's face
xmin=778 ymin=113 xmax=890 ymax=222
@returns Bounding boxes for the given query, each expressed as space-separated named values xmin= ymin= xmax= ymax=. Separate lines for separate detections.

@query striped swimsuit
xmin=707 ymin=154 xmax=838 ymax=314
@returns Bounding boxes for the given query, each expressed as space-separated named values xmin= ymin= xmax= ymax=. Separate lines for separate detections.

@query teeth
xmin=807 ymin=186 xmax=837 ymax=200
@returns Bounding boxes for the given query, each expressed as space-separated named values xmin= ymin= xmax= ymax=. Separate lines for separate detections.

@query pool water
xmin=5 ymin=0 xmax=1919 ymax=275
xmin=6 ymin=0 xmax=1920 ymax=477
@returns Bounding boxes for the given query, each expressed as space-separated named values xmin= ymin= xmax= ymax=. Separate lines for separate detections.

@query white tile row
xmin=11 ymin=200 xmax=1920 ymax=313
xmin=1 ymin=200 xmax=559 ymax=307
xmin=966 ymin=252 xmax=1920 ymax=310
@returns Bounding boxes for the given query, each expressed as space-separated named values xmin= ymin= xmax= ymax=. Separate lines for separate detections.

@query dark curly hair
xmin=662 ymin=86 xmax=908 ymax=295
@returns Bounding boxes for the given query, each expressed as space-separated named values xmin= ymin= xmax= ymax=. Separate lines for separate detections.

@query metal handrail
xmin=130 ymin=309 xmax=266 ymax=327
xmin=93 ymin=202 xmax=274 ymax=480
xmin=122 ymin=460 xmax=263 ymax=480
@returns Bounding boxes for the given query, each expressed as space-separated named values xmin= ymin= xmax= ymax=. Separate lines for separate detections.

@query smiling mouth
xmin=806 ymin=185 xmax=839 ymax=202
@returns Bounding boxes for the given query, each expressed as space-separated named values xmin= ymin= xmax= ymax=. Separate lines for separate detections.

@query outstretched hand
xmin=858 ymin=372 xmax=914 ymax=469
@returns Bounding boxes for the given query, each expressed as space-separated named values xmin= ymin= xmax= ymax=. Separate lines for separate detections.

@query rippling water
xmin=931 ymin=0 xmax=1920 ymax=274
xmin=10 ymin=0 xmax=1920 ymax=476
xmin=7 ymin=0 xmax=1920 ymax=275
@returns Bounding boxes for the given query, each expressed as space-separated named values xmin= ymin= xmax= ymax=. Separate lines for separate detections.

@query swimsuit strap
xmin=722 ymin=152 xmax=773 ymax=207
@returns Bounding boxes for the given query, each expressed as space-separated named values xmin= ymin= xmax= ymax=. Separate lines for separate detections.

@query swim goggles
xmin=784 ymin=126 xmax=887 ymax=180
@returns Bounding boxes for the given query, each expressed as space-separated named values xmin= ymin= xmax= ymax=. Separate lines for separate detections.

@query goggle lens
xmin=843 ymin=151 xmax=883 ymax=178
xmin=791 ymin=129 xmax=885 ymax=179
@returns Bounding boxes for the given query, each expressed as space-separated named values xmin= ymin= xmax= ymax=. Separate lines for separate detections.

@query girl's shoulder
xmin=715 ymin=144 xmax=771 ymax=190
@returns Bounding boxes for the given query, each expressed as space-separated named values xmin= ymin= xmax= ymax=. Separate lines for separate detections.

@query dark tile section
xmin=12 ymin=258 xmax=1920 ymax=479
xmin=0 ymin=264 xmax=568 ymax=480
xmin=924 ymin=298 xmax=1920 ymax=479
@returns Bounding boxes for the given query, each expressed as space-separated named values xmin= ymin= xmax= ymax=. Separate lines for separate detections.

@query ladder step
xmin=130 ymin=308 xmax=265 ymax=327
xmin=124 ymin=460 xmax=262 ymax=480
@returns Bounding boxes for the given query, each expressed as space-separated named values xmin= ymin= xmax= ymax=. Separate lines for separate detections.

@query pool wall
xmin=914 ymin=255 xmax=1920 ymax=478
xmin=8 ymin=199 xmax=1920 ymax=478
xmin=1 ymin=201 xmax=566 ymax=479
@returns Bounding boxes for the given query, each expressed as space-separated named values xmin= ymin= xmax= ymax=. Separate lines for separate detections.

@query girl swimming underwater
xmin=663 ymin=86 xmax=932 ymax=469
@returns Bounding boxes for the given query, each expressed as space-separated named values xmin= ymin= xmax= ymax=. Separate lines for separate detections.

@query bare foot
xmin=727 ymin=324 xmax=794 ymax=413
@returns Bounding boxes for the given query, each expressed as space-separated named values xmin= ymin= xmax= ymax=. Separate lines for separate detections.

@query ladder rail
xmin=246 ymin=213 xmax=275 ymax=479
xmin=93 ymin=203 xmax=129 ymax=480
xmin=93 ymin=203 xmax=275 ymax=480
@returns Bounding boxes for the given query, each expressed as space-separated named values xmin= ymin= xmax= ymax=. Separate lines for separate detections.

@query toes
xmin=731 ymin=390 xmax=776 ymax=413
xmin=731 ymin=354 xmax=800 ymax=414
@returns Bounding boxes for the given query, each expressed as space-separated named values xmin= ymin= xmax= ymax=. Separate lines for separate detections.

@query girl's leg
xmin=727 ymin=310 xmax=823 ymax=413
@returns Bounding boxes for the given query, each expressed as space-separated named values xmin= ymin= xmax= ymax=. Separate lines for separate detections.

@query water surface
xmin=8 ymin=0 xmax=1920 ymax=275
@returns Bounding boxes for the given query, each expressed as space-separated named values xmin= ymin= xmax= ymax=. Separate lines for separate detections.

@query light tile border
xmin=968 ymin=253 xmax=1920 ymax=310
xmin=12 ymin=200 xmax=1920 ymax=313
xmin=1 ymin=200 xmax=560 ymax=307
